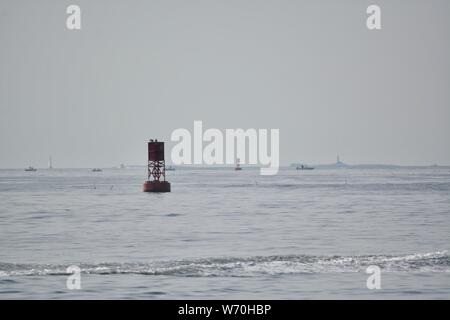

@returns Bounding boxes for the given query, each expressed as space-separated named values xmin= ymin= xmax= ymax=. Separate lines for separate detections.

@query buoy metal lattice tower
xmin=143 ymin=140 xmax=171 ymax=192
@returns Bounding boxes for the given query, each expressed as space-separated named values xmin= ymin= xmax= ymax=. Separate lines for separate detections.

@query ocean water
xmin=0 ymin=167 xmax=449 ymax=299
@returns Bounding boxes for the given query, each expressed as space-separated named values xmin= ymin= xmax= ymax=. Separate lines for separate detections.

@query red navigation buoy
xmin=143 ymin=139 xmax=171 ymax=192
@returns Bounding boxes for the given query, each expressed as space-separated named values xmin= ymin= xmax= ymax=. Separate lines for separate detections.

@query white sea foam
xmin=1 ymin=252 xmax=449 ymax=277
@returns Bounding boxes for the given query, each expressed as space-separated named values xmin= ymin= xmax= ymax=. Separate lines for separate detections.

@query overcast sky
xmin=1 ymin=0 xmax=449 ymax=168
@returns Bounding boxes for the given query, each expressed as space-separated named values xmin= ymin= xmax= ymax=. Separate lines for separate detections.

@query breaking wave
xmin=1 ymin=251 xmax=449 ymax=277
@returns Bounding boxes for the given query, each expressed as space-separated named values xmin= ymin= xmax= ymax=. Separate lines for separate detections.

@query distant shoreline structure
xmin=290 ymin=163 xmax=450 ymax=170
xmin=291 ymin=155 xmax=449 ymax=170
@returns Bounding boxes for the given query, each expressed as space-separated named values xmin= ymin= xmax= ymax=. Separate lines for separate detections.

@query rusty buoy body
xmin=143 ymin=140 xmax=171 ymax=193
xmin=143 ymin=180 xmax=171 ymax=192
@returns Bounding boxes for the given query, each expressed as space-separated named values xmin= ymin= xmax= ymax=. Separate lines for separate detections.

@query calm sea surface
xmin=1 ymin=167 xmax=449 ymax=299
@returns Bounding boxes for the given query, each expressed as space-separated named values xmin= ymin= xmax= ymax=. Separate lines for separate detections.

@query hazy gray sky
xmin=1 ymin=0 xmax=449 ymax=168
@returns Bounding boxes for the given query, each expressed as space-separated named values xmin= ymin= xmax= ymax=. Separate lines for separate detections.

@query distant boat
xmin=296 ymin=164 xmax=314 ymax=171
xmin=235 ymin=158 xmax=242 ymax=171
xmin=119 ymin=163 xmax=125 ymax=169
xmin=335 ymin=155 xmax=348 ymax=168
xmin=166 ymin=165 xmax=176 ymax=171
xmin=48 ymin=156 xmax=53 ymax=169
xmin=92 ymin=168 xmax=102 ymax=172
xmin=24 ymin=166 xmax=37 ymax=172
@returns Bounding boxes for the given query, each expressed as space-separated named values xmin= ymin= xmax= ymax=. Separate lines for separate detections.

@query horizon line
xmin=1 ymin=163 xmax=450 ymax=170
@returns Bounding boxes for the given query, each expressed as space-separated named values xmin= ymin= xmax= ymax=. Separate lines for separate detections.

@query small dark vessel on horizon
xmin=296 ymin=164 xmax=314 ymax=171
xmin=24 ymin=166 xmax=37 ymax=172
xmin=235 ymin=158 xmax=242 ymax=171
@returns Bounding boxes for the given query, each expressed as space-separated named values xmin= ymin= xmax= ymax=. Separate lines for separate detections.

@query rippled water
xmin=1 ymin=167 xmax=449 ymax=299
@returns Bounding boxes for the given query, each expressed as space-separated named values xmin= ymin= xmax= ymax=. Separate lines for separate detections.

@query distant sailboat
xmin=48 ymin=156 xmax=53 ymax=169
xmin=335 ymin=155 xmax=347 ymax=168
xmin=235 ymin=158 xmax=242 ymax=171
xmin=92 ymin=168 xmax=102 ymax=172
